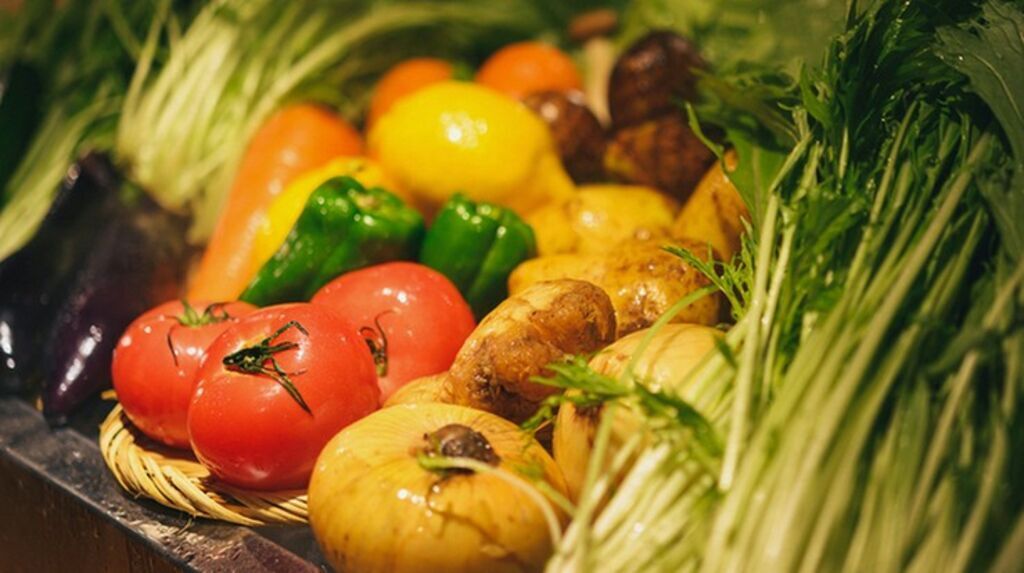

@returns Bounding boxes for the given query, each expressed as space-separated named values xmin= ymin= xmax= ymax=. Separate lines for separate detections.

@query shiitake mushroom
xmin=523 ymin=90 xmax=607 ymax=183
xmin=608 ymin=30 xmax=707 ymax=129
xmin=603 ymin=113 xmax=716 ymax=202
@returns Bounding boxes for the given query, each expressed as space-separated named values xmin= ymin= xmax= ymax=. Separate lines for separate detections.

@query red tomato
xmin=112 ymin=300 xmax=256 ymax=449
xmin=188 ymin=303 xmax=378 ymax=490
xmin=311 ymin=262 xmax=475 ymax=401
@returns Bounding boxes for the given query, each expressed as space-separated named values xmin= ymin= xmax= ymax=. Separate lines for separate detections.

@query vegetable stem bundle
xmin=548 ymin=1 xmax=1024 ymax=571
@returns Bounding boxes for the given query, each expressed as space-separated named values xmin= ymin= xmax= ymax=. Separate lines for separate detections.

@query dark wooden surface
xmin=0 ymin=397 xmax=327 ymax=573
xmin=0 ymin=452 xmax=181 ymax=573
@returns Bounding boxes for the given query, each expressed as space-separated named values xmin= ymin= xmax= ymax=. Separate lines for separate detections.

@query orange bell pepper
xmin=188 ymin=104 xmax=363 ymax=301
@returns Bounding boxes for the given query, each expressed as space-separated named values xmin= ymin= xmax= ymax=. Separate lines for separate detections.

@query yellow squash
xmin=309 ymin=403 xmax=567 ymax=573
xmin=368 ymin=81 xmax=574 ymax=216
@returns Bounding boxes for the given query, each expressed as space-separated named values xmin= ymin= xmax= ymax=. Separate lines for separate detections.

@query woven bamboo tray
xmin=99 ymin=404 xmax=308 ymax=526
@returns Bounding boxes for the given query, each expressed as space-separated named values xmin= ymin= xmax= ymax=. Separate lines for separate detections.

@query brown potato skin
xmin=604 ymin=113 xmax=716 ymax=203
xmin=526 ymin=184 xmax=679 ymax=256
xmin=608 ymin=31 xmax=706 ymax=129
xmin=672 ymin=151 xmax=749 ymax=261
xmin=523 ymin=91 xmax=607 ymax=183
xmin=447 ymin=279 xmax=617 ymax=423
xmin=509 ymin=239 xmax=721 ymax=336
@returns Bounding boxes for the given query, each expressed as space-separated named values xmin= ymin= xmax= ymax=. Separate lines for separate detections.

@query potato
xmin=509 ymin=238 xmax=722 ymax=336
xmin=447 ymin=279 xmax=616 ymax=423
xmin=554 ymin=323 xmax=722 ymax=501
xmin=608 ymin=31 xmax=706 ymax=129
xmin=526 ymin=184 xmax=679 ymax=256
xmin=672 ymin=151 xmax=749 ymax=261
xmin=508 ymin=253 xmax=604 ymax=290
xmin=523 ymin=91 xmax=607 ymax=183
xmin=604 ymin=113 xmax=716 ymax=203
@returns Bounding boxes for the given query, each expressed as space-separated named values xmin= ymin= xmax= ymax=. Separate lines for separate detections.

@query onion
xmin=309 ymin=403 xmax=568 ymax=573
xmin=553 ymin=323 xmax=720 ymax=501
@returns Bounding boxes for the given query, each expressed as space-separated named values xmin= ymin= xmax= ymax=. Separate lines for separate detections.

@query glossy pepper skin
xmin=419 ymin=194 xmax=537 ymax=319
xmin=240 ymin=176 xmax=424 ymax=306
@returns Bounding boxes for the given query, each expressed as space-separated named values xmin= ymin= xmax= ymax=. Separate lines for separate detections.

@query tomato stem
xmin=358 ymin=311 xmax=393 ymax=378
xmin=177 ymin=300 xmax=233 ymax=327
xmin=166 ymin=302 xmax=237 ymax=367
xmin=222 ymin=320 xmax=312 ymax=414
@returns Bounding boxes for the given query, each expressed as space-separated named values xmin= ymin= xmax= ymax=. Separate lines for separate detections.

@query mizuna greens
xmin=545 ymin=0 xmax=1024 ymax=571
xmin=0 ymin=0 xmax=189 ymax=261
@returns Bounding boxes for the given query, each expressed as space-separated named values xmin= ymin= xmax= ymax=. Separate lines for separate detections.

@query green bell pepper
xmin=419 ymin=194 xmax=536 ymax=318
xmin=240 ymin=176 xmax=424 ymax=306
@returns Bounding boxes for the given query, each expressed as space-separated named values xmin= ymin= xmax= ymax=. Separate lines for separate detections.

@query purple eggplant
xmin=0 ymin=154 xmax=121 ymax=394
xmin=39 ymin=155 xmax=191 ymax=423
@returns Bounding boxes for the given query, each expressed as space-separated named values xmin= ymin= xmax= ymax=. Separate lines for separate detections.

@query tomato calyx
xmin=177 ymin=300 xmax=233 ymax=327
xmin=358 ymin=311 xmax=393 ymax=378
xmin=222 ymin=320 xmax=312 ymax=414
xmin=165 ymin=301 xmax=237 ymax=367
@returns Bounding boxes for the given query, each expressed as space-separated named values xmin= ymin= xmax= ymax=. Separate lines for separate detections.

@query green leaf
xmin=937 ymin=1 xmax=1024 ymax=166
xmin=937 ymin=1 xmax=1024 ymax=263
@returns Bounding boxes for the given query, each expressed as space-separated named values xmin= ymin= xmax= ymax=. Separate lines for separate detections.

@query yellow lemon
xmin=368 ymin=81 xmax=574 ymax=216
xmin=250 ymin=156 xmax=403 ymax=273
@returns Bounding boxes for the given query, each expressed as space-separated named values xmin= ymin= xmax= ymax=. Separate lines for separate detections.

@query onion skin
xmin=383 ymin=373 xmax=452 ymax=407
xmin=553 ymin=324 xmax=721 ymax=501
xmin=309 ymin=403 xmax=567 ymax=573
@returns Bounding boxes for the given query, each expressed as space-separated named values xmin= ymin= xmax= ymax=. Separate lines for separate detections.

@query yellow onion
xmin=553 ymin=323 xmax=720 ymax=501
xmin=309 ymin=403 xmax=567 ymax=573
xmin=382 ymin=373 xmax=452 ymax=407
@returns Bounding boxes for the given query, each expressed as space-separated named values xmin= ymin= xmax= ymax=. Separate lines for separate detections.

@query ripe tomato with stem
xmin=112 ymin=300 xmax=257 ymax=449
xmin=188 ymin=303 xmax=379 ymax=490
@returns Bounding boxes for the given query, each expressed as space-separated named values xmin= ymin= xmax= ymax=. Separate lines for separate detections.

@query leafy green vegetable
xmin=617 ymin=0 xmax=846 ymax=72
xmin=0 ymin=0 xmax=189 ymax=261
xmin=937 ymin=1 xmax=1024 ymax=165
xmin=937 ymin=0 xmax=1024 ymax=262
xmin=551 ymin=1 xmax=1024 ymax=571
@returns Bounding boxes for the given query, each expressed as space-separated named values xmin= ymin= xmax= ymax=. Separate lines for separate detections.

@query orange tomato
xmin=188 ymin=104 xmax=363 ymax=302
xmin=367 ymin=58 xmax=454 ymax=128
xmin=475 ymin=41 xmax=583 ymax=99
